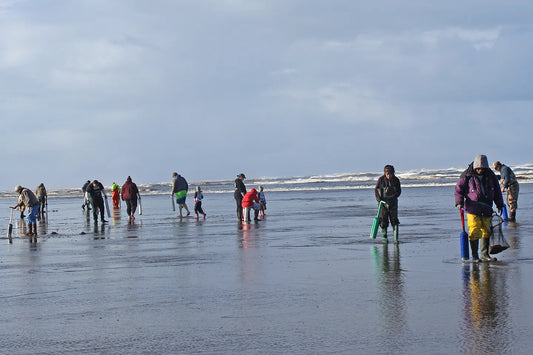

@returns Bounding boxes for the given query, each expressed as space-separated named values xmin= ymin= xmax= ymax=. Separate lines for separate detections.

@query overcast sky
xmin=1 ymin=0 xmax=532 ymax=190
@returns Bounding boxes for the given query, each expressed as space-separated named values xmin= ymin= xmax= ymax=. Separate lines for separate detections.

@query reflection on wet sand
xmin=461 ymin=263 xmax=512 ymax=354
xmin=112 ymin=208 xmax=121 ymax=225
xmin=371 ymin=244 xmax=407 ymax=353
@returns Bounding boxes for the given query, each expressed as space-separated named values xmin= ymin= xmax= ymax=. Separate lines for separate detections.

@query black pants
xmin=126 ymin=199 xmax=138 ymax=216
xmin=195 ymin=201 xmax=205 ymax=215
xmin=235 ymin=195 xmax=243 ymax=220
xmin=379 ymin=200 xmax=399 ymax=229
xmin=91 ymin=198 xmax=105 ymax=222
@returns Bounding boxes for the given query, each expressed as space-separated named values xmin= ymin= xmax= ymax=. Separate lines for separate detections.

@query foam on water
xmin=1 ymin=164 xmax=533 ymax=198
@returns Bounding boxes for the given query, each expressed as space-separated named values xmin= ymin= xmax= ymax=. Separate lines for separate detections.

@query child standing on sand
xmin=258 ymin=186 xmax=267 ymax=217
xmin=194 ymin=186 xmax=207 ymax=219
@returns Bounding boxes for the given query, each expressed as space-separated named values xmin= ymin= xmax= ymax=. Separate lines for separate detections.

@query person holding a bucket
xmin=375 ymin=165 xmax=402 ymax=243
xmin=455 ymin=155 xmax=504 ymax=262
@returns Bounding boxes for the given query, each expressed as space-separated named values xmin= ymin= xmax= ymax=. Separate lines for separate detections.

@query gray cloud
xmin=0 ymin=0 xmax=532 ymax=189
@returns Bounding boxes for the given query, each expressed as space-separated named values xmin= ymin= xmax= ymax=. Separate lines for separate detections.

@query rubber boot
xmin=470 ymin=240 xmax=480 ymax=263
xmin=382 ymin=228 xmax=388 ymax=243
xmin=510 ymin=211 xmax=516 ymax=222
xmin=244 ymin=207 xmax=251 ymax=222
xmin=393 ymin=225 xmax=399 ymax=243
xmin=32 ymin=223 xmax=38 ymax=236
xmin=254 ymin=209 xmax=260 ymax=221
xmin=25 ymin=223 xmax=33 ymax=237
xmin=480 ymin=238 xmax=496 ymax=262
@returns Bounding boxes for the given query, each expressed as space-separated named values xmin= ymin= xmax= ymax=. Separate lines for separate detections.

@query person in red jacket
xmin=121 ymin=176 xmax=141 ymax=223
xmin=241 ymin=188 xmax=261 ymax=222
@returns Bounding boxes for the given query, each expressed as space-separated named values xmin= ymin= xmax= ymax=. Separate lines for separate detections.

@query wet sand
xmin=1 ymin=185 xmax=533 ymax=354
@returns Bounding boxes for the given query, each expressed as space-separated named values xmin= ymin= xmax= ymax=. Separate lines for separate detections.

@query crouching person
xmin=242 ymin=188 xmax=261 ymax=222
xmin=12 ymin=185 xmax=40 ymax=236
xmin=455 ymin=155 xmax=504 ymax=262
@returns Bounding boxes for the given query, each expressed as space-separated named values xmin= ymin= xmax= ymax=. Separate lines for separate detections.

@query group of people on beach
xmin=374 ymin=154 xmax=519 ymax=263
xmin=11 ymin=156 xmax=516 ymax=257
xmin=81 ymin=177 xmax=141 ymax=224
xmin=233 ymin=173 xmax=267 ymax=222
xmin=171 ymin=172 xmax=267 ymax=222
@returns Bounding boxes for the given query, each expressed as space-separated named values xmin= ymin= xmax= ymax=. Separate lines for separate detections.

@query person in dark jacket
xmin=35 ymin=183 xmax=47 ymax=219
xmin=375 ymin=165 xmax=402 ymax=243
xmin=86 ymin=180 xmax=108 ymax=223
xmin=234 ymin=173 xmax=247 ymax=221
xmin=172 ymin=172 xmax=190 ymax=218
xmin=122 ymin=176 xmax=140 ymax=223
xmin=455 ymin=155 xmax=504 ymax=262
xmin=82 ymin=180 xmax=91 ymax=210
xmin=492 ymin=160 xmax=519 ymax=222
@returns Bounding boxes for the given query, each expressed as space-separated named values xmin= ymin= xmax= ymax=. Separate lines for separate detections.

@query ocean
xmin=0 ymin=167 xmax=532 ymax=354
xmin=2 ymin=164 xmax=533 ymax=198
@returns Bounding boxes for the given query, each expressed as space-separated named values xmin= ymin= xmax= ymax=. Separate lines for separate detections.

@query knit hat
xmin=473 ymin=155 xmax=489 ymax=169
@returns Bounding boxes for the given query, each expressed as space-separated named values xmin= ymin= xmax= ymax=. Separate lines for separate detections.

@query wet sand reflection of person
xmin=371 ymin=244 xmax=407 ymax=352
xmin=461 ymin=263 xmax=511 ymax=354
xmin=238 ymin=223 xmax=261 ymax=283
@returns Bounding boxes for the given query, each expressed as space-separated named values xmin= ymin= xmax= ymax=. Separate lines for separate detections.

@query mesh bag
xmin=489 ymin=213 xmax=509 ymax=254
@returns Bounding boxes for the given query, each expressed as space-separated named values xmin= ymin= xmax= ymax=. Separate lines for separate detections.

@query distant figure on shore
xmin=234 ymin=173 xmax=247 ymax=221
xmin=172 ymin=172 xmax=190 ymax=218
xmin=121 ymin=176 xmax=140 ymax=223
xmin=242 ymin=188 xmax=261 ymax=222
xmin=111 ymin=182 xmax=121 ymax=209
xmin=455 ymin=155 xmax=504 ymax=262
xmin=492 ymin=161 xmax=519 ymax=222
xmin=86 ymin=180 xmax=108 ymax=224
xmin=82 ymin=180 xmax=91 ymax=210
xmin=258 ymin=186 xmax=267 ymax=217
xmin=35 ymin=183 xmax=47 ymax=219
xmin=375 ymin=165 xmax=401 ymax=243
xmin=194 ymin=186 xmax=207 ymax=219
xmin=12 ymin=185 xmax=40 ymax=236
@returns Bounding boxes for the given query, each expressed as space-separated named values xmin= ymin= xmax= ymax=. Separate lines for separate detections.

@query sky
xmin=1 ymin=0 xmax=532 ymax=190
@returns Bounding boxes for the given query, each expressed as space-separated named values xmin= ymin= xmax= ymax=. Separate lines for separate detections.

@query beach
xmin=1 ymin=184 xmax=533 ymax=354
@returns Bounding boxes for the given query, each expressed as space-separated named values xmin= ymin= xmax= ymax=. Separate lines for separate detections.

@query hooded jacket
xmin=16 ymin=188 xmax=39 ymax=208
xmin=241 ymin=188 xmax=259 ymax=208
xmin=455 ymin=162 xmax=504 ymax=217
xmin=122 ymin=178 xmax=139 ymax=201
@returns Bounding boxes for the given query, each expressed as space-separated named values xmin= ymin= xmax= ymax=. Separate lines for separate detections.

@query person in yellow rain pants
xmin=455 ymin=155 xmax=504 ymax=262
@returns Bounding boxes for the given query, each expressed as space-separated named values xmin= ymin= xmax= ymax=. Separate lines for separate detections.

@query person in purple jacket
xmin=455 ymin=155 xmax=504 ymax=262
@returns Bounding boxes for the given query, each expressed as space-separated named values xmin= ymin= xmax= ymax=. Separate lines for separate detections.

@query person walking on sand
xmin=455 ymin=155 xmax=504 ymax=262
xmin=82 ymin=180 xmax=91 ymax=210
xmin=121 ymin=176 xmax=140 ymax=223
xmin=172 ymin=172 xmax=190 ymax=218
xmin=194 ymin=186 xmax=207 ymax=219
xmin=242 ymin=188 xmax=261 ymax=222
xmin=35 ymin=183 xmax=47 ymax=219
xmin=234 ymin=173 xmax=247 ymax=221
xmin=375 ymin=165 xmax=401 ymax=243
xmin=111 ymin=182 xmax=121 ymax=209
xmin=492 ymin=161 xmax=519 ymax=222
xmin=12 ymin=185 xmax=40 ymax=236
xmin=86 ymin=180 xmax=108 ymax=223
